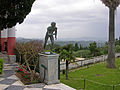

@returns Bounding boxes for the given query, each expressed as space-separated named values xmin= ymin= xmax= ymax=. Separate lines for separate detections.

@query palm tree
xmin=60 ymin=45 xmax=75 ymax=79
xmin=101 ymin=0 xmax=120 ymax=68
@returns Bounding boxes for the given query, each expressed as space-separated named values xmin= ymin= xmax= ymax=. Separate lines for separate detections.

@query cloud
xmin=16 ymin=0 xmax=120 ymax=40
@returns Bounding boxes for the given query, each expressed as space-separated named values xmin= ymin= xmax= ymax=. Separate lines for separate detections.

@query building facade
xmin=1 ymin=27 xmax=16 ymax=61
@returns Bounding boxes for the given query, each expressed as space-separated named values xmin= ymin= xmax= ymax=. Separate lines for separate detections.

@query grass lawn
xmin=60 ymin=58 xmax=120 ymax=90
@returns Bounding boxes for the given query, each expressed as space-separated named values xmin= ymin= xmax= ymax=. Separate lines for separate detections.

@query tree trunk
xmin=66 ymin=60 xmax=69 ymax=80
xmin=107 ymin=8 xmax=116 ymax=68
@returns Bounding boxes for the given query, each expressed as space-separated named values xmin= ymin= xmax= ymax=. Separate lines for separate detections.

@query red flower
xmin=19 ymin=68 xmax=23 ymax=71
xmin=24 ymin=71 xmax=27 ymax=74
xmin=16 ymin=67 xmax=18 ymax=68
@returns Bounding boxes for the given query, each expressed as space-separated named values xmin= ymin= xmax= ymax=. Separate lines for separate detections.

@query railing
xmin=60 ymin=53 xmax=120 ymax=70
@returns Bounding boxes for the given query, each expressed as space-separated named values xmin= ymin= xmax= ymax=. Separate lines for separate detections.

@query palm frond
xmin=101 ymin=0 xmax=120 ymax=9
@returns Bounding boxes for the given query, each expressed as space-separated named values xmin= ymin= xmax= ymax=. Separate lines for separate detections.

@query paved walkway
xmin=0 ymin=54 xmax=75 ymax=90
xmin=0 ymin=63 xmax=26 ymax=90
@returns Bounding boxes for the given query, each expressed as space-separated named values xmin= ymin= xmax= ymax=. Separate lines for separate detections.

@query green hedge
xmin=74 ymin=50 xmax=91 ymax=58
xmin=0 ymin=58 xmax=4 ymax=74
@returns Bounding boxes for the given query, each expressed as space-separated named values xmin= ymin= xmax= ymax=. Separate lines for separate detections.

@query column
xmin=1 ymin=29 xmax=8 ymax=53
xmin=7 ymin=27 xmax=16 ymax=63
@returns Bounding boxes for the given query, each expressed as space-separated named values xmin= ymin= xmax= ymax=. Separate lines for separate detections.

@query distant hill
xmin=55 ymin=41 xmax=106 ymax=47
xmin=57 ymin=37 xmax=107 ymax=41
xmin=16 ymin=37 xmax=32 ymax=42
xmin=16 ymin=37 xmax=106 ymax=47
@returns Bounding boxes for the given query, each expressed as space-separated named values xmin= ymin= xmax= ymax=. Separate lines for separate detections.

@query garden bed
xmin=15 ymin=65 xmax=41 ymax=85
xmin=16 ymin=71 xmax=40 ymax=85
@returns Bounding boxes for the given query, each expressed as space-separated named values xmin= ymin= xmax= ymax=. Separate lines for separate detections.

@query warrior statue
xmin=44 ymin=22 xmax=57 ymax=54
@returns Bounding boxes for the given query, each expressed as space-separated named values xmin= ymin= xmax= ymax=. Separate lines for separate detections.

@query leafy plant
xmin=0 ymin=58 xmax=4 ymax=74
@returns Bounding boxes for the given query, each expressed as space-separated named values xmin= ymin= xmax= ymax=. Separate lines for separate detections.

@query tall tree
xmin=89 ymin=42 xmax=101 ymax=56
xmin=79 ymin=44 xmax=83 ymax=50
xmin=0 ymin=0 xmax=35 ymax=50
xmin=101 ymin=0 xmax=120 ymax=68
xmin=74 ymin=43 xmax=79 ymax=51
xmin=119 ymin=37 xmax=120 ymax=44
xmin=0 ymin=0 xmax=35 ymax=30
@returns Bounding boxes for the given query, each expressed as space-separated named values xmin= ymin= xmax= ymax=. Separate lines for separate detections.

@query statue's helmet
xmin=51 ymin=22 xmax=56 ymax=26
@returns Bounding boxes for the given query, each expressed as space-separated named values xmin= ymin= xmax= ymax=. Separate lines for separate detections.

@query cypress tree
xmin=74 ymin=43 xmax=79 ymax=51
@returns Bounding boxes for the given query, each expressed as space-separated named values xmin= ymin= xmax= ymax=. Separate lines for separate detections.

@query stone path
xmin=0 ymin=54 xmax=75 ymax=90
xmin=0 ymin=63 xmax=26 ymax=90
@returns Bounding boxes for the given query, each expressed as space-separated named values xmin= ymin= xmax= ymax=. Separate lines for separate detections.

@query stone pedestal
xmin=39 ymin=53 xmax=60 ymax=85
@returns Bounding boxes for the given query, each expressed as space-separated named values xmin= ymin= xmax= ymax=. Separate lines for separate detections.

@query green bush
xmin=0 ymin=58 xmax=4 ymax=74
xmin=115 ymin=45 xmax=120 ymax=53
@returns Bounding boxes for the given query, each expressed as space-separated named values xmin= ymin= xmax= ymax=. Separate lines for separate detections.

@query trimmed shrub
xmin=0 ymin=58 xmax=4 ymax=74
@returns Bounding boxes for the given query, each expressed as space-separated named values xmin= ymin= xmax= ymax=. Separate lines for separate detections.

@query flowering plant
xmin=16 ymin=65 xmax=30 ymax=79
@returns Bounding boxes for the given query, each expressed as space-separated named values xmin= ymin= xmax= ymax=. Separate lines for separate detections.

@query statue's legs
xmin=50 ymin=36 xmax=54 ymax=51
xmin=44 ymin=35 xmax=49 ymax=50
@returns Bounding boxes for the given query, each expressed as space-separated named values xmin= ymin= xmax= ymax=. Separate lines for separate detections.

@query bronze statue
xmin=44 ymin=22 xmax=57 ymax=54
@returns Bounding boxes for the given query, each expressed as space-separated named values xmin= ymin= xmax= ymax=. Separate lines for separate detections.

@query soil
xmin=16 ymin=72 xmax=41 ymax=85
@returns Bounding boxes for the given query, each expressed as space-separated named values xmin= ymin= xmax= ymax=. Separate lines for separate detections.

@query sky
xmin=16 ymin=0 xmax=120 ymax=40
